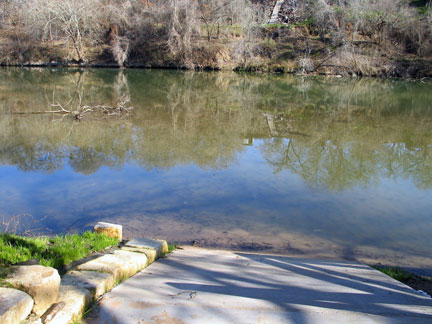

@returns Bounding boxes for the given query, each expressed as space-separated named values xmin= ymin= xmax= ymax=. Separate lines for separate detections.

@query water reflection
xmin=0 ymin=68 xmax=431 ymax=271
xmin=1 ymin=68 xmax=431 ymax=189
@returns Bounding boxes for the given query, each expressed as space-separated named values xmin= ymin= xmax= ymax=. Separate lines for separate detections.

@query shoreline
xmin=2 ymin=60 xmax=432 ymax=80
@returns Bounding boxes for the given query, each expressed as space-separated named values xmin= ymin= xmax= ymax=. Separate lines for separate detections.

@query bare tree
xmin=24 ymin=0 xmax=103 ymax=62
xmin=232 ymin=1 xmax=265 ymax=67
xmin=198 ymin=0 xmax=226 ymax=41
xmin=168 ymin=0 xmax=200 ymax=67
xmin=302 ymin=0 xmax=345 ymax=43
xmin=111 ymin=35 xmax=130 ymax=67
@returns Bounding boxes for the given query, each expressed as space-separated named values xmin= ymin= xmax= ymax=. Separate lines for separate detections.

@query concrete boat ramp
xmin=85 ymin=246 xmax=432 ymax=324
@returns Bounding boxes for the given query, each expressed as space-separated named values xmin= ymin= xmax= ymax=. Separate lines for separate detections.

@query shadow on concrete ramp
xmin=91 ymin=247 xmax=432 ymax=324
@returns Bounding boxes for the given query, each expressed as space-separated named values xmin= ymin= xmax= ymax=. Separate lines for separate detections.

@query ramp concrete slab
xmin=89 ymin=247 xmax=432 ymax=324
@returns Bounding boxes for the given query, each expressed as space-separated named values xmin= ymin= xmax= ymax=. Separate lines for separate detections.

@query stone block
xmin=0 ymin=287 xmax=34 ymax=324
xmin=6 ymin=265 xmax=60 ymax=316
xmin=158 ymin=239 xmax=169 ymax=254
xmin=94 ymin=222 xmax=122 ymax=240
xmin=120 ymin=246 xmax=158 ymax=264
xmin=76 ymin=250 xmax=148 ymax=281
xmin=47 ymin=285 xmax=92 ymax=324
xmin=125 ymin=238 xmax=169 ymax=256
xmin=61 ymin=271 xmax=114 ymax=299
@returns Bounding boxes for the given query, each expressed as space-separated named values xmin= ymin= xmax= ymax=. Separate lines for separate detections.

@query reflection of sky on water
xmin=1 ymin=140 xmax=431 ymax=259
xmin=1 ymin=68 xmax=432 ymax=269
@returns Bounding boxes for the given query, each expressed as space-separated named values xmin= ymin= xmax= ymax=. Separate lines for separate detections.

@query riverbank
xmin=2 ymin=36 xmax=432 ymax=79
xmin=1 ymin=20 xmax=432 ymax=78
xmin=2 ymin=0 xmax=432 ymax=78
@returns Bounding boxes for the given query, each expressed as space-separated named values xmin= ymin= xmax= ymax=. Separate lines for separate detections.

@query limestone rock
xmin=76 ymin=250 xmax=148 ymax=281
xmin=61 ymin=271 xmax=114 ymax=299
xmin=0 ymin=287 xmax=34 ymax=324
xmin=158 ymin=239 xmax=169 ymax=254
xmin=47 ymin=285 xmax=92 ymax=324
xmin=120 ymin=246 xmax=158 ymax=264
xmin=6 ymin=265 xmax=60 ymax=316
xmin=125 ymin=238 xmax=169 ymax=256
xmin=94 ymin=222 xmax=122 ymax=240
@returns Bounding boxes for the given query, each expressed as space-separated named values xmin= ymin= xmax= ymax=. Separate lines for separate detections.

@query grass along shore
xmin=373 ymin=265 xmax=432 ymax=297
xmin=0 ymin=231 xmax=119 ymax=278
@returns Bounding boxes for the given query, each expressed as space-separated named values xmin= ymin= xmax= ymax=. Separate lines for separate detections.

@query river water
xmin=1 ymin=68 xmax=431 ymax=271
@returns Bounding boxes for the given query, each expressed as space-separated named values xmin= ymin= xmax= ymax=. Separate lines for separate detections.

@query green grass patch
xmin=293 ymin=18 xmax=314 ymax=27
xmin=161 ymin=244 xmax=177 ymax=258
xmin=224 ymin=25 xmax=243 ymax=35
xmin=0 ymin=231 xmax=119 ymax=273
xmin=372 ymin=265 xmax=415 ymax=283
xmin=262 ymin=23 xmax=291 ymax=29
xmin=277 ymin=50 xmax=294 ymax=60
xmin=72 ymin=297 xmax=96 ymax=324
xmin=114 ymin=272 xmax=130 ymax=287
xmin=167 ymin=244 xmax=177 ymax=253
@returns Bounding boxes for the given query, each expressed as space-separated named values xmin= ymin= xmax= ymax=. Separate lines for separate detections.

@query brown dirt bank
xmin=2 ymin=27 xmax=432 ymax=79
xmin=2 ymin=58 xmax=432 ymax=79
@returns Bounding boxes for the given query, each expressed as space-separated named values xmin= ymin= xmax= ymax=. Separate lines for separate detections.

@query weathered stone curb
xmin=120 ymin=246 xmax=158 ymax=263
xmin=120 ymin=237 xmax=169 ymax=264
xmin=2 ymin=222 xmax=169 ymax=324
xmin=47 ymin=285 xmax=92 ymax=324
xmin=62 ymin=271 xmax=115 ymax=299
xmin=0 ymin=287 xmax=34 ymax=324
xmin=5 ymin=265 xmax=61 ymax=316
xmin=76 ymin=250 xmax=148 ymax=282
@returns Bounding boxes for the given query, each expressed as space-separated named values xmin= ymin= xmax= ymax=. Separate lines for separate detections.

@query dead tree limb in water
xmin=50 ymin=98 xmax=134 ymax=120
xmin=8 ymin=99 xmax=133 ymax=120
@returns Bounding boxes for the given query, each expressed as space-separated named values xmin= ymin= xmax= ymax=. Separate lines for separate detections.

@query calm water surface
xmin=1 ymin=68 xmax=431 ymax=271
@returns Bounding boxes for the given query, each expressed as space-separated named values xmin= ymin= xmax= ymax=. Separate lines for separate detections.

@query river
xmin=1 ymin=68 xmax=431 ymax=272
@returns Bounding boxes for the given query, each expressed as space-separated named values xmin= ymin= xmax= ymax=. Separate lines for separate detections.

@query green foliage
xmin=262 ymin=23 xmax=291 ymax=29
xmin=224 ymin=25 xmax=243 ymax=36
xmin=373 ymin=266 xmax=415 ymax=283
xmin=0 ymin=235 xmax=47 ymax=265
xmin=416 ymin=5 xmax=431 ymax=15
xmin=160 ymin=244 xmax=177 ymax=258
xmin=0 ymin=232 xmax=118 ymax=272
xmin=167 ymin=244 xmax=177 ymax=253
xmin=263 ymin=37 xmax=278 ymax=50
xmin=295 ymin=18 xmax=314 ymax=27
xmin=334 ymin=6 xmax=344 ymax=14
xmin=114 ymin=272 xmax=130 ymax=286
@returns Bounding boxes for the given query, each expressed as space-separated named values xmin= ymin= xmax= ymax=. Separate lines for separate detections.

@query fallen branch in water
xmin=51 ymin=97 xmax=134 ymax=120
xmin=8 ymin=97 xmax=133 ymax=120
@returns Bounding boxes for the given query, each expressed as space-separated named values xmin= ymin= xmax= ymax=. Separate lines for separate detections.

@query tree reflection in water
xmin=1 ymin=68 xmax=432 ymax=270
xmin=1 ymin=68 xmax=431 ymax=190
